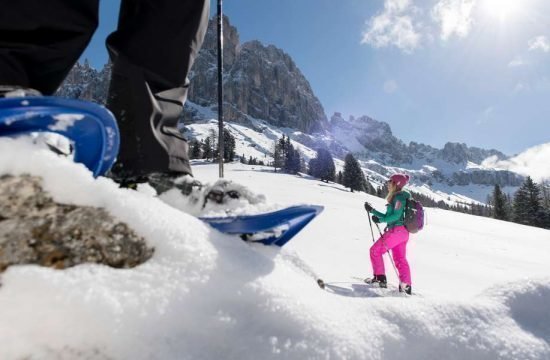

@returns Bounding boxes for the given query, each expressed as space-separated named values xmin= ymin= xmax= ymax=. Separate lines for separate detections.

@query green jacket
xmin=372 ymin=190 xmax=411 ymax=229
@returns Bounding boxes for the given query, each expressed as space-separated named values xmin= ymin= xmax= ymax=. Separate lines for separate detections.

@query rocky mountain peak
xmin=200 ymin=15 xmax=240 ymax=69
xmin=330 ymin=112 xmax=409 ymax=163
xmin=188 ymin=16 xmax=329 ymax=134
xmin=441 ymin=142 xmax=507 ymax=164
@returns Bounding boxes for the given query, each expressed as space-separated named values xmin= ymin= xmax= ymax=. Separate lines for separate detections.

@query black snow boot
xmin=364 ymin=275 xmax=387 ymax=288
xmin=399 ymin=283 xmax=412 ymax=295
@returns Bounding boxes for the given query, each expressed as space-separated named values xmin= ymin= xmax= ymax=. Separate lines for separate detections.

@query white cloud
xmin=431 ymin=0 xmax=475 ymax=40
xmin=528 ymin=36 xmax=550 ymax=52
xmin=385 ymin=0 xmax=411 ymax=13
xmin=481 ymin=143 xmax=550 ymax=181
xmin=383 ymin=80 xmax=399 ymax=93
xmin=361 ymin=0 xmax=422 ymax=53
xmin=508 ymin=57 xmax=526 ymax=67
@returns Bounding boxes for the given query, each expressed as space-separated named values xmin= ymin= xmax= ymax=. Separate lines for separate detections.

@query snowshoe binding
xmin=364 ymin=274 xmax=388 ymax=288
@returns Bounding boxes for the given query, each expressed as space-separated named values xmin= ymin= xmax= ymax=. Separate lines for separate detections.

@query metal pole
xmin=367 ymin=210 xmax=376 ymax=243
xmin=217 ymin=0 xmax=224 ymax=178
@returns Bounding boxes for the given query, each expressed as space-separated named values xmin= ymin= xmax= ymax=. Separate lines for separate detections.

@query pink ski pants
xmin=370 ymin=225 xmax=411 ymax=285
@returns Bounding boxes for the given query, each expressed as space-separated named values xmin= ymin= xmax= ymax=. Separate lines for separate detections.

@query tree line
xmin=489 ymin=177 xmax=550 ymax=229
xmin=188 ymin=129 xmax=236 ymax=162
xmin=272 ymin=135 xmax=306 ymax=174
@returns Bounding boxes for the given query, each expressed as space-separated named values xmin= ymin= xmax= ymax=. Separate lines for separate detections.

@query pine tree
xmin=513 ymin=176 xmax=545 ymax=227
xmin=209 ymin=129 xmax=218 ymax=161
xmin=189 ymin=139 xmax=202 ymax=159
xmin=342 ymin=153 xmax=366 ymax=192
xmin=222 ymin=129 xmax=236 ymax=162
xmin=202 ymin=138 xmax=212 ymax=160
xmin=284 ymin=145 xmax=301 ymax=174
xmin=492 ymin=184 xmax=508 ymax=220
xmin=272 ymin=139 xmax=284 ymax=172
xmin=310 ymin=148 xmax=335 ymax=182
xmin=336 ymin=171 xmax=343 ymax=185
xmin=539 ymin=181 xmax=550 ymax=229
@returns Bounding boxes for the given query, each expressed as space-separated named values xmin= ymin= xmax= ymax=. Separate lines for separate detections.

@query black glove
xmin=364 ymin=202 xmax=373 ymax=212
xmin=371 ymin=215 xmax=380 ymax=223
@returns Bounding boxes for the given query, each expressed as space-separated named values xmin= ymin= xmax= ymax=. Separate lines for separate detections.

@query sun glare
xmin=482 ymin=0 xmax=520 ymax=21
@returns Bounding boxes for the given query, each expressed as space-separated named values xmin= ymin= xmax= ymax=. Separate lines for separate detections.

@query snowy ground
xmin=1 ymin=139 xmax=550 ymax=360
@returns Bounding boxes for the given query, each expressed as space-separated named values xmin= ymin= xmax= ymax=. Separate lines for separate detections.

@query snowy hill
xmin=1 ymin=139 xmax=549 ymax=359
xmin=182 ymin=107 xmax=515 ymax=207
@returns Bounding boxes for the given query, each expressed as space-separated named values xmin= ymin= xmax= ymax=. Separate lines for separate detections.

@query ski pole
xmin=367 ymin=210 xmax=376 ymax=243
xmin=217 ymin=0 xmax=224 ymax=178
xmin=373 ymin=220 xmax=400 ymax=281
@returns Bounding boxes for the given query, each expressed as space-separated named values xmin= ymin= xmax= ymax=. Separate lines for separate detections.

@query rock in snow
xmin=0 ymin=174 xmax=154 ymax=272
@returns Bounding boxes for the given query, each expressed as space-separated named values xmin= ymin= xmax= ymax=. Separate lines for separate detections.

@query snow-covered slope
xmin=1 ymin=139 xmax=549 ymax=360
xmin=184 ymin=115 xmax=510 ymax=207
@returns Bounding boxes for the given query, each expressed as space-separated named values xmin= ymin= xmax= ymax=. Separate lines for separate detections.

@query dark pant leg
xmin=0 ymin=0 xmax=99 ymax=94
xmin=106 ymin=0 xmax=210 ymax=178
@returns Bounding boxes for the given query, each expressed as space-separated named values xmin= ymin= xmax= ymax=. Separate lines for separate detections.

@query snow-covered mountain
xmin=55 ymin=59 xmax=112 ymax=105
xmin=328 ymin=113 xmax=525 ymax=189
xmin=55 ymin=15 xmax=546 ymax=205
xmin=181 ymin=104 xmax=516 ymax=206
xmin=1 ymin=138 xmax=549 ymax=359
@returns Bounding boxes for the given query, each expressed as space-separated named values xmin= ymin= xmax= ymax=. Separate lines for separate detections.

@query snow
xmin=1 ymin=138 xmax=550 ymax=359
xmin=185 ymin=119 xmax=317 ymax=163
xmin=49 ymin=114 xmax=85 ymax=131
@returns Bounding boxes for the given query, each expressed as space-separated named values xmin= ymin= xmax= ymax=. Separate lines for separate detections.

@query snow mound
xmin=1 ymin=138 xmax=550 ymax=359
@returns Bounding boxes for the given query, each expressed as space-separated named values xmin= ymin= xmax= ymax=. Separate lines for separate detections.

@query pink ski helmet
xmin=389 ymin=173 xmax=410 ymax=188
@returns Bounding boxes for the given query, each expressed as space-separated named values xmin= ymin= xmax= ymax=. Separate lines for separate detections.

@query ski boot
xmin=399 ymin=282 xmax=412 ymax=295
xmin=364 ymin=274 xmax=387 ymax=288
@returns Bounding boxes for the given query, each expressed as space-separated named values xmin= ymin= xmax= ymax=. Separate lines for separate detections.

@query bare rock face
xmin=188 ymin=16 xmax=329 ymax=134
xmin=0 ymin=175 xmax=154 ymax=273
xmin=55 ymin=59 xmax=112 ymax=105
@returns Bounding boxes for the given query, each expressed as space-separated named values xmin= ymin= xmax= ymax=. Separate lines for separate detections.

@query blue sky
xmin=82 ymin=0 xmax=550 ymax=156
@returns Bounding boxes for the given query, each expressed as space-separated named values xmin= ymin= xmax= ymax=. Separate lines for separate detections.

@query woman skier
xmin=363 ymin=173 xmax=412 ymax=294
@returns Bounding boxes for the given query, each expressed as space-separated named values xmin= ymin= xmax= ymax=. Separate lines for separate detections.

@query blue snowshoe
xmin=201 ymin=205 xmax=323 ymax=247
xmin=0 ymin=94 xmax=119 ymax=177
